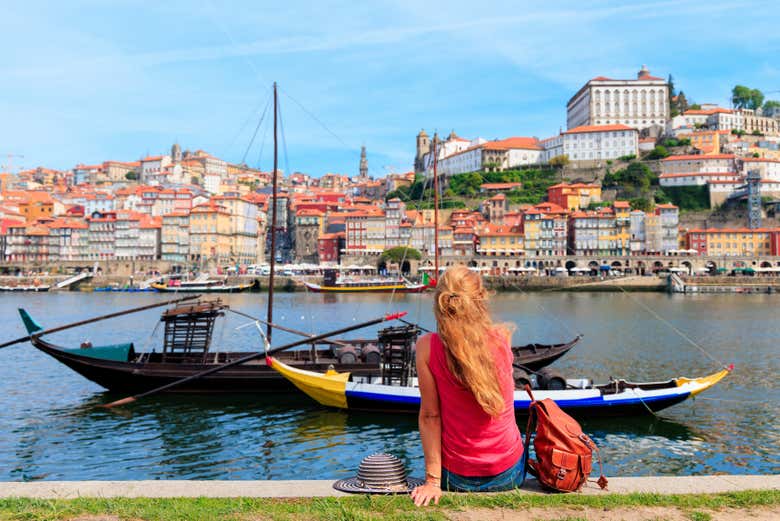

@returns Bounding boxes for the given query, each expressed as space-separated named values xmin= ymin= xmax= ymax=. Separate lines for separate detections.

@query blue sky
xmin=1 ymin=0 xmax=778 ymax=178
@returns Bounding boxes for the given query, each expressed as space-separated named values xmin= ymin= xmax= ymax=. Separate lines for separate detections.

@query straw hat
xmin=333 ymin=453 xmax=424 ymax=494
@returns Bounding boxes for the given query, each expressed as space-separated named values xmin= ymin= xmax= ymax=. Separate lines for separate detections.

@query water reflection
xmin=0 ymin=292 xmax=778 ymax=479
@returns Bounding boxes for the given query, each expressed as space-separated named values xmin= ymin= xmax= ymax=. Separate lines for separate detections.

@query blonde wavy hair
xmin=434 ymin=265 xmax=513 ymax=417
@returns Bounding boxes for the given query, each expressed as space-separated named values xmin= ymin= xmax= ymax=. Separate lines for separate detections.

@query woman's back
xmin=427 ymin=331 xmax=522 ymax=476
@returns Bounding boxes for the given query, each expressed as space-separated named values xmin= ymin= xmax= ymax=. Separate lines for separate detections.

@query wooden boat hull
xmin=303 ymin=281 xmax=428 ymax=293
xmin=19 ymin=309 xmax=578 ymax=395
xmin=29 ymin=338 xmax=378 ymax=394
xmin=267 ymin=356 xmax=731 ymax=419
xmin=27 ymin=337 xmax=577 ymax=394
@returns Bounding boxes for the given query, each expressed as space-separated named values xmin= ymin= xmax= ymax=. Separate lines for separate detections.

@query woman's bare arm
xmin=411 ymin=334 xmax=443 ymax=506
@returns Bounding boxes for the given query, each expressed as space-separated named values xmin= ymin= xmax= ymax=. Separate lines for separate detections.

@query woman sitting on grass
xmin=411 ymin=266 xmax=525 ymax=507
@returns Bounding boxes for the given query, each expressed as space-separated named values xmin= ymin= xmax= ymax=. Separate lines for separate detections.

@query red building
xmin=317 ymin=232 xmax=344 ymax=264
xmin=686 ymin=230 xmax=708 ymax=255
xmin=771 ymin=230 xmax=780 ymax=256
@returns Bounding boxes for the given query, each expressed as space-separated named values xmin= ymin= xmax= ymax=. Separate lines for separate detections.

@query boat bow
xmin=675 ymin=364 xmax=733 ymax=396
xmin=266 ymin=356 xmax=350 ymax=408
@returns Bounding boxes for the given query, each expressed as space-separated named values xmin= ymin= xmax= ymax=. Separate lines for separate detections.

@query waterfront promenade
xmin=1 ymin=475 xmax=777 ymax=498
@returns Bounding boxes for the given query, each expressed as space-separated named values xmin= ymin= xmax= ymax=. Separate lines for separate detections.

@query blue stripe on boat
xmin=346 ymin=389 xmax=691 ymax=409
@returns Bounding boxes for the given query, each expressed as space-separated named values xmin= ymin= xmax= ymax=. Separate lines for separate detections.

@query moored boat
xmin=266 ymin=354 xmax=732 ymax=418
xmin=17 ymin=304 xmax=579 ymax=395
xmin=0 ymin=285 xmax=50 ymax=292
xmin=150 ymin=278 xmax=255 ymax=293
xmin=303 ymin=269 xmax=428 ymax=293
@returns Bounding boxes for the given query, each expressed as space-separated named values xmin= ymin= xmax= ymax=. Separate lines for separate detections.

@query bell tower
xmin=414 ymin=129 xmax=430 ymax=173
xmin=359 ymin=146 xmax=368 ymax=179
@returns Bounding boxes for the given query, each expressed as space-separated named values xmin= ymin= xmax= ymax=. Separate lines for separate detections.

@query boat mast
xmin=267 ymin=82 xmax=279 ymax=341
xmin=432 ymin=137 xmax=439 ymax=278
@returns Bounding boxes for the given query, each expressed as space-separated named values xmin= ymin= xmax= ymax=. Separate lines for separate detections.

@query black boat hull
xmin=29 ymin=335 xmax=580 ymax=394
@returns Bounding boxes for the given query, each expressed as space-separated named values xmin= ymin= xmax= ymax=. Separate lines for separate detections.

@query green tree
xmin=689 ymin=103 xmax=701 ymax=110
xmin=763 ymin=100 xmax=780 ymax=112
xmin=676 ymin=91 xmax=689 ymax=113
xmin=380 ymin=246 xmax=422 ymax=264
xmin=654 ymin=189 xmax=672 ymax=204
xmin=647 ymin=145 xmax=669 ymax=160
xmin=629 ymin=197 xmax=653 ymax=212
xmin=732 ymin=85 xmax=764 ymax=110
xmin=124 ymin=171 xmax=138 ymax=181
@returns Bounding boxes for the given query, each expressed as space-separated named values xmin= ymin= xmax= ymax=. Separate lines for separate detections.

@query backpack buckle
xmin=557 ymin=468 xmax=567 ymax=481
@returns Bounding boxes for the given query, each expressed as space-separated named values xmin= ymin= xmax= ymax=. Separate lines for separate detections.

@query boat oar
xmin=227 ymin=308 xmax=354 ymax=348
xmin=101 ymin=311 xmax=408 ymax=409
xmin=1 ymin=295 xmax=201 ymax=349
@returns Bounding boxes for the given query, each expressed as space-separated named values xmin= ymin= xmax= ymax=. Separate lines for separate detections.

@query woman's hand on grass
xmin=411 ymin=482 xmax=442 ymax=507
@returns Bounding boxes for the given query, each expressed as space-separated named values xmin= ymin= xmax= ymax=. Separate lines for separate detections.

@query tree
xmin=676 ymin=91 xmax=689 ymax=113
xmin=732 ymin=85 xmax=764 ymax=110
xmin=763 ymin=100 xmax=780 ymax=112
xmin=629 ymin=197 xmax=653 ymax=212
xmin=125 ymin=171 xmax=138 ymax=181
xmin=380 ymin=246 xmax=422 ymax=264
xmin=689 ymin=103 xmax=701 ymax=110
xmin=647 ymin=145 xmax=669 ymax=160
xmin=549 ymin=154 xmax=570 ymax=168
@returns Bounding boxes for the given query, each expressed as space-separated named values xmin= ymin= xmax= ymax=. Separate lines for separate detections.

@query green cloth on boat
xmin=60 ymin=343 xmax=134 ymax=362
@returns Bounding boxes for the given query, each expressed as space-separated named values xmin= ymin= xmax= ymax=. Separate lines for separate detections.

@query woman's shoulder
xmin=416 ymin=332 xmax=434 ymax=352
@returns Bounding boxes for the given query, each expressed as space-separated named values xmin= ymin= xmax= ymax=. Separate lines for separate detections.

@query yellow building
xmin=688 ymin=228 xmax=774 ymax=256
xmin=681 ymin=130 xmax=724 ymax=155
xmin=188 ymin=202 xmax=233 ymax=264
xmin=547 ymin=183 xmax=601 ymax=211
xmin=477 ymin=224 xmax=524 ymax=256
xmin=613 ymin=201 xmax=631 ymax=255
xmin=211 ymin=195 xmax=260 ymax=265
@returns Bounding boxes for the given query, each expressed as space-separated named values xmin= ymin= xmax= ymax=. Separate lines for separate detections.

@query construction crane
xmin=747 ymin=169 xmax=762 ymax=229
xmin=0 ymin=153 xmax=24 ymax=173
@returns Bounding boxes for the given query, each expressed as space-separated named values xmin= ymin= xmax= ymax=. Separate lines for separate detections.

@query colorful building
xmin=547 ymin=183 xmax=602 ymax=211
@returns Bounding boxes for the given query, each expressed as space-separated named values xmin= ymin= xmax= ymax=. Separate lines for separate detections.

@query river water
xmin=0 ymin=292 xmax=777 ymax=481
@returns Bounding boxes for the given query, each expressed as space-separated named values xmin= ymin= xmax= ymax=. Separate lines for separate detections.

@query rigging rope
xmin=241 ymin=92 xmax=273 ymax=166
xmin=616 ymin=286 xmax=726 ymax=369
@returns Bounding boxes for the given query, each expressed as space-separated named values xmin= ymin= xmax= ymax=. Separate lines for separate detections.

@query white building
xmin=433 ymin=137 xmax=542 ymax=177
xmin=140 ymin=155 xmax=172 ymax=184
xmin=707 ymin=110 xmax=743 ymax=132
xmin=542 ymin=124 xmax=639 ymax=164
xmin=740 ymin=157 xmax=780 ymax=181
xmin=567 ymin=65 xmax=669 ymax=131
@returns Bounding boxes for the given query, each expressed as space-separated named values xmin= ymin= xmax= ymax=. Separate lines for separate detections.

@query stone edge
xmin=0 ymin=476 xmax=778 ymax=499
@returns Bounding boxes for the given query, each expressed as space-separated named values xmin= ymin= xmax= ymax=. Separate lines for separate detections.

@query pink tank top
xmin=428 ymin=331 xmax=523 ymax=477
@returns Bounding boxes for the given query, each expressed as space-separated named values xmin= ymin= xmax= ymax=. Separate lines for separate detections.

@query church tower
xmin=359 ymin=146 xmax=368 ymax=179
xmin=171 ymin=142 xmax=182 ymax=163
xmin=414 ymin=129 xmax=430 ymax=173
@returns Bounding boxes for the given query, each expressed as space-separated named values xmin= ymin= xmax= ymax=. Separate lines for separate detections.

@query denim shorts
xmin=441 ymin=449 xmax=528 ymax=492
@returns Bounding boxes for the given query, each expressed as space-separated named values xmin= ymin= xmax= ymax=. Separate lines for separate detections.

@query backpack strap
xmin=579 ymin=434 xmax=609 ymax=490
xmin=523 ymin=384 xmax=537 ymax=477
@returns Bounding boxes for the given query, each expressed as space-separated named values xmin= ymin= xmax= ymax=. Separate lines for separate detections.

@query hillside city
xmin=2 ymin=65 xmax=780 ymax=273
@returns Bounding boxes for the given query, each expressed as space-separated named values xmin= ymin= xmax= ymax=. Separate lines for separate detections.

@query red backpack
xmin=523 ymin=385 xmax=608 ymax=492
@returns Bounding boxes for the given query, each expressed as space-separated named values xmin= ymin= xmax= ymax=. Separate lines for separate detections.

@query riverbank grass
xmin=1 ymin=490 xmax=778 ymax=521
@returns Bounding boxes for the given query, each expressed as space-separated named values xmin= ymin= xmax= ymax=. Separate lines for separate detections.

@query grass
xmin=0 ymin=490 xmax=777 ymax=521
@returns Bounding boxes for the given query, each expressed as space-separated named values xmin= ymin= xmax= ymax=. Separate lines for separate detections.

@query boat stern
xmin=18 ymin=309 xmax=44 ymax=335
